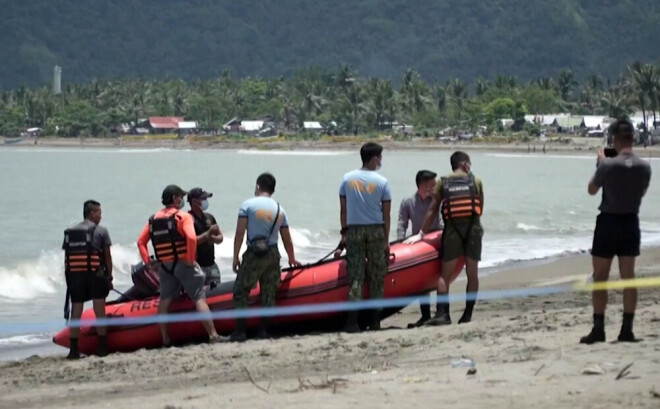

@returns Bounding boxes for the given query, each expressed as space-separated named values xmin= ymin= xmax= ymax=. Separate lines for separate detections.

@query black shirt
xmin=190 ymin=211 xmax=217 ymax=267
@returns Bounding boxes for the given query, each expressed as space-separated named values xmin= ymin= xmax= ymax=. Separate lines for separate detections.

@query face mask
xmin=178 ymin=200 xmax=186 ymax=210
xmin=200 ymin=200 xmax=209 ymax=211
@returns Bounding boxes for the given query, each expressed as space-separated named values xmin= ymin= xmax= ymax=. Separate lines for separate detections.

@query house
xmin=148 ymin=117 xmax=184 ymax=132
xmin=223 ymin=117 xmax=241 ymax=133
xmin=552 ymin=116 xmax=583 ymax=132
xmin=303 ymin=121 xmax=323 ymax=132
xmin=581 ymin=116 xmax=607 ymax=130
xmin=240 ymin=121 xmax=265 ymax=134
xmin=498 ymin=118 xmax=514 ymax=129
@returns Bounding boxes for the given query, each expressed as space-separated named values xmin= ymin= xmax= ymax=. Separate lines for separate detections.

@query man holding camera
xmin=582 ymin=119 xmax=652 ymax=344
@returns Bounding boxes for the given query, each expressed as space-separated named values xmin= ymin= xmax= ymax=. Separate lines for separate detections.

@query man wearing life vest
xmin=407 ymin=151 xmax=484 ymax=325
xmin=227 ymin=173 xmax=301 ymax=342
xmin=137 ymin=185 xmax=220 ymax=346
xmin=187 ymin=187 xmax=223 ymax=286
xmin=62 ymin=200 xmax=113 ymax=359
xmin=337 ymin=142 xmax=392 ymax=333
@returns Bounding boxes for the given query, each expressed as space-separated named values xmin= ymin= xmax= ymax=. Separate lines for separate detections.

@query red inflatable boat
xmin=53 ymin=231 xmax=463 ymax=355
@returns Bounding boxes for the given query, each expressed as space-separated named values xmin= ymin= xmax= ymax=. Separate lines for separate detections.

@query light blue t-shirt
xmin=239 ymin=196 xmax=288 ymax=246
xmin=339 ymin=169 xmax=391 ymax=225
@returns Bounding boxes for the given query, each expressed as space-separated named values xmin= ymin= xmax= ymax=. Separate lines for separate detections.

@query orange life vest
xmin=149 ymin=213 xmax=187 ymax=262
xmin=441 ymin=174 xmax=482 ymax=221
xmin=63 ymin=225 xmax=102 ymax=274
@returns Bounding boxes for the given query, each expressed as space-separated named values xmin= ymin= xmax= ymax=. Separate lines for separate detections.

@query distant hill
xmin=2 ymin=0 xmax=660 ymax=88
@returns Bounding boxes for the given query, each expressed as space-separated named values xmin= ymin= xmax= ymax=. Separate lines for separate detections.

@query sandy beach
xmin=3 ymin=134 xmax=660 ymax=157
xmin=1 ymin=248 xmax=659 ymax=409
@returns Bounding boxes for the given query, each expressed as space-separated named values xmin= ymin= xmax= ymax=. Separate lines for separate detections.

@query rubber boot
xmin=343 ymin=311 xmax=360 ymax=333
xmin=229 ymin=319 xmax=247 ymax=342
xmin=426 ymin=302 xmax=451 ymax=326
xmin=580 ymin=314 xmax=605 ymax=344
xmin=618 ymin=313 xmax=638 ymax=342
xmin=458 ymin=300 xmax=476 ymax=324
xmin=67 ymin=337 xmax=80 ymax=360
xmin=256 ymin=318 xmax=270 ymax=339
xmin=369 ymin=309 xmax=381 ymax=331
xmin=96 ymin=335 xmax=108 ymax=357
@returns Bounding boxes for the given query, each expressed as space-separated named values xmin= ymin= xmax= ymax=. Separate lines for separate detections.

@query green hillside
xmin=2 ymin=0 xmax=660 ymax=88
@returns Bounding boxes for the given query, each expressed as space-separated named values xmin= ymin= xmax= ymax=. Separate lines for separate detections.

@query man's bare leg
xmin=580 ymin=256 xmax=612 ymax=344
xmin=459 ymin=257 xmax=479 ymax=324
xmin=92 ymin=298 xmax=108 ymax=356
xmin=618 ymin=256 xmax=638 ymax=342
xmin=157 ymin=297 xmax=173 ymax=346
xmin=67 ymin=302 xmax=84 ymax=360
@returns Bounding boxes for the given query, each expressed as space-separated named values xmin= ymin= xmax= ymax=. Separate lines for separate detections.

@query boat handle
xmin=388 ymin=253 xmax=396 ymax=263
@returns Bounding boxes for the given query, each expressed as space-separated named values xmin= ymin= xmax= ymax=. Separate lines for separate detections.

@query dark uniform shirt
xmin=190 ymin=211 xmax=217 ymax=267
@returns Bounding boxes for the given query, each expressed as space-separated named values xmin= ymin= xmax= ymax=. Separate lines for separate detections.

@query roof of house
xmin=553 ymin=116 xmax=583 ymax=128
xmin=149 ymin=117 xmax=184 ymax=129
xmin=240 ymin=120 xmax=264 ymax=132
xmin=177 ymin=121 xmax=197 ymax=129
xmin=223 ymin=117 xmax=240 ymax=128
xmin=303 ymin=121 xmax=323 ymax=129
xmin=581 ymin=116 xmax=606 ymax=129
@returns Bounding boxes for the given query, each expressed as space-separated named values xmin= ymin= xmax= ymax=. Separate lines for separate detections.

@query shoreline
xmin=0 ymin=248 xmax=659 ymax=407
xmin=1 ymin=244 xmax=659 ymax=363
xmin=3 ymin=135 xmax=660 ymax=156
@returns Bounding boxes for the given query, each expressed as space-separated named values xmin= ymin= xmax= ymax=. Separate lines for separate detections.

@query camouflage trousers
xmin=233 ymin=247 xmax=281 ymax=309
xmin=346 ymin=224 xmax=387 ymax=302
xmin=200 ymin=263 xmax=221 ymax=285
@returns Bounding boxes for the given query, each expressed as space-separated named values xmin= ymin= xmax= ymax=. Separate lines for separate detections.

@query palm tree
xmin=474 ymin=78 xmax=489 ymax=96
xmin=336 ymin=64 xmax=356 ymax=95
xmin=629 ymin=61 xmax=657 ymax=131
xmin=449 ymin=78 xmax=468 ymax=124
xmin=557 ymin=70 xmax=578 ymax=102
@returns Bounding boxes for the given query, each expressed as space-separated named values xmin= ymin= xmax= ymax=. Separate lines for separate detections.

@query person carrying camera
xmin=581 ymin=119 xmax=652 ymax=344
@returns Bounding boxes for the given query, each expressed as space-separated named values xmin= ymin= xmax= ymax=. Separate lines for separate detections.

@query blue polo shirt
xmin=339 ymin=169 xmax=391 ymax=225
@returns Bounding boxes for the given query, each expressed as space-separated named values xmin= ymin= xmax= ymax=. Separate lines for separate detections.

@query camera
xmin=604 ymin=147 xmax=617 ymax=158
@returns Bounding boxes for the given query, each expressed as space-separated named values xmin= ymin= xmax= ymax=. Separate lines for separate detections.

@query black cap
xmin=161 ymin=185 xmax=188 ymax=204
xmin=187 ymin=187 xmax=213 ymax=202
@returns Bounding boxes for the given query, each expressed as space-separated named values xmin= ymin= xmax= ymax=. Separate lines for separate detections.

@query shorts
xmin=441 ymin=222 xmax=483 ymax=262
xmin=591 ymin=213 xmax=640 ymax=258
xmin=158 ymin=261 xmax=206 ymax=301
xmin=200 ymin=263 xmax=221 ymax=284
xmin=65 ymin=269 xmax=110 ymax=303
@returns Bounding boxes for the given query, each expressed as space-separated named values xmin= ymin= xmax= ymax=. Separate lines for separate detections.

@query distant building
xmin=303 ymin=121 xmax=323 ymax=132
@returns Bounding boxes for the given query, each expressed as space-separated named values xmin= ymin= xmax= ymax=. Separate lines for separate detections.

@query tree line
xmin=1 ymin=62 xmax=659 ymax=138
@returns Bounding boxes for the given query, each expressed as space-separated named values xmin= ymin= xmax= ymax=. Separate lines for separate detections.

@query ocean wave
xmin=237 ymin=149 xmax=351 ymax=156
xmin=0 ymin=228 xmax=335 ymax=300
xmin=0 ymin=332 xmax=53 ymax=347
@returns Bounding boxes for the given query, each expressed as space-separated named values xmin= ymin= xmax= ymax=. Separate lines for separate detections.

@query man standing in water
xmin=581 ymin=119 xmax=652 ymax=344
xmin=337 ymin=142 xmax=391 ymax=333
xmin=187 ymin=187 xmax=223 ymax=286
xmin=407 ymin=151 xmax=484 ymax=325
xmin=137 ymin=185 xmax=220 ymax=346
xmin=397 ymin=170 xmax=442 ymax=327
xmin=62 ymin=200 xmax=113 ymax=359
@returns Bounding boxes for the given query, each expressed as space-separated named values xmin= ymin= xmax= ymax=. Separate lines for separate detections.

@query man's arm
xmin=136 ymin=223 xmax=151 ymax=264
xmin=280 ymin=227 xmax=301 ymax=267
xmin=103 ymin=245 xmax=113 ymax=279
xmin=179 ymin=214 xmax=197 ymax=265
xmin=382 ymin=200 xmax=391 ymax=243
xmin=233 ymin=217 xmax=247 ymax=272
xmin=421 ymin=196 xmax=442 ymax=235
xmin=340 ymin=196 xmax=347 ymax=232
xmin=589 ymin=149 xmax=606 ymax=195
xmin=396 ymin=199 xmax=409 ymax=240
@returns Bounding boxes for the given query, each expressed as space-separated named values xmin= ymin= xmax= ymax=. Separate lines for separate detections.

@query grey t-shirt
xmin=593 ymin=152 xmax=652 ymax=214
xmin=62 ymin=220 xmax=112 ymax=251
xmin=397 ymin=193 xmax=442 ymax=239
